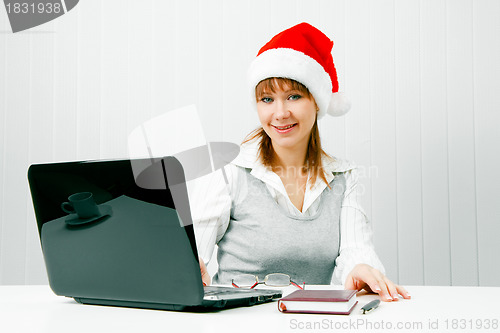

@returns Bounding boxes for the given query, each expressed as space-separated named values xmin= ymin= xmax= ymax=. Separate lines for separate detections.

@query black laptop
xmin=27 ymin=156 xmax=281 ymax=311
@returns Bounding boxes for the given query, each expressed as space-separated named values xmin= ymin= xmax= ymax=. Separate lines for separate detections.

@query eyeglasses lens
xmin=265 ymin=273 xmax=291 ymax=286
xmin=232 ymin=274 xmax=257 ymax=288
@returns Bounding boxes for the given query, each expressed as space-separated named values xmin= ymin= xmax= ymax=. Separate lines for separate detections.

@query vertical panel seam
xmin=98 ymin=1 xmax=102 ymax=158
xmin=0 ymin=25 xmax=6 ymax=283
xmin=126 ymin=0 xmax=131 ymax=141
xmin=197 ymin=0 xmax=201 ymax=134
xmin=24 ymin=32 xmax=33 ymax=284
xmin=393 ymin=0 xmax=400 ymax=284
xmin=344 ymin=0 xmax=348 ymax=158
xmin=418 ymin=0 xmax=425 ymax=285
xmin=151 ymin=0 xmax=155 ymax=122
xmin=196 ymin=0 xmax=200 ymax=120
xmin=445 ymin=0 xmax=453 ymax=286
xmin=222 ymin=1 xmax=225 ymax=141
xmin=471 ymin=0 xmax=480 ymax=287
xmin=368 ymin=0 xmax=373 ymax=235
xmin=0 ymin=19 xmax=10 ymax=284
xmin=76 ymin=1 xmax=80 ymax=159
xmin=99 ymin=0 xmax=103 ymax=158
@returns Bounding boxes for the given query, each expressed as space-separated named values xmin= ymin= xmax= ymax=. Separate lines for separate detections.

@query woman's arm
xmin=187 ymin=165 xmax=233 ymax=283
xmin=199 ymin=256 xmax=211 ymax=286
xmin=333 ymin=167 xmax=410 ymax=301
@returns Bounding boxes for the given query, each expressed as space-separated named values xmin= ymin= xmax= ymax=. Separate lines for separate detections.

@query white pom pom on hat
xmin=329 ymin=91 xmax=351 ymax=117
xmin=248 ymin=22 xmax=351 ymax=118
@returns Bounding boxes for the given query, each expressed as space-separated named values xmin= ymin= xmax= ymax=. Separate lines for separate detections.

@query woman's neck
xmin=271 ymin=142 xmax=308 ymax=176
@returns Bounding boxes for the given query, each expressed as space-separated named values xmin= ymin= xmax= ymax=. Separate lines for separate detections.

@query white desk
xmin=1 ymin=285 xmax=499 ymax=333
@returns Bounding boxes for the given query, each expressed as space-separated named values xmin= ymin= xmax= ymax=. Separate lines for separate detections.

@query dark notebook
xmin=278 ymin=289 xmax=358 ymax=315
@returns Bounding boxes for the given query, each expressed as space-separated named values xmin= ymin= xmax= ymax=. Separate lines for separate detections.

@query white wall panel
xmin=447 ymin=0 xmax=479 ymax=286
xmin=222 ymin=0 xmax=254 ymax=144
xmin=25 ymin=21 xmax=56 ymax=284
xmin=151 ymin=0 xmax=176 ymax=119
xmin=394 ymin=0 xmax=424 ymax=285
xmin=0 ymin=3 xmax=9 ymax=284
xmin=345 ymin=0 xmax=372 ymax=219
xmin=420 ymin=0 xmax=451 ymax=286
xmin=244 ymin=0 xmax=273 ymax=143
xmin=318 ymin=0 xmax=347 ymax=160
xmin=473 ymin=0 xmax=500 ymax=287
xmin=369 ymin=0 xmax=399 ymax=283
xmin=198 ymin=0 xmax=223 ymax=142
xmin=76 ymin=0 xmax=102 ymax=161
xmin=296 ymin=0 xmax=320 ymax=26
xmin=173 ymin=0 xmax=199 ymax=115
xmin=53 ymin=7 xmax=78 ymax=163
xmin=269 ymin=0 xmax=298 ymax=36
xmin=0 ymin=32 xmax=30 ymax=284
xmin=29 ymin=34 xmax=55 ymax=164
xmin=100 ymin=0 xmax=130 ymax=159
xmin=127 ymin=1 xmax=154 ymax=140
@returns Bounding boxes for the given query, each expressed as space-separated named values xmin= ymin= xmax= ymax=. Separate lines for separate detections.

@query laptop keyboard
xmin=203 ymin=286 xmax=253 ymax=296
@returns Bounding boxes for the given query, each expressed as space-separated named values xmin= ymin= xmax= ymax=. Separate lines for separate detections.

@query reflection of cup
xmin=61 ymin=192 xmax=100 ymax=219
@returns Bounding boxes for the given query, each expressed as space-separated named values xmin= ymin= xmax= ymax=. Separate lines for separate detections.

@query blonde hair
xmin=243 ymin=77 xmax=332 ymax=189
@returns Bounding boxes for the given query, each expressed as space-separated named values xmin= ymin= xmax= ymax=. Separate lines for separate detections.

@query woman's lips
xmin=272 ymin=123 xmax=297 ymax=134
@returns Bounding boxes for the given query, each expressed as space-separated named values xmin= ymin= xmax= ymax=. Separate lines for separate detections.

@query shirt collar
xmin=232 ymin=139 xmax=356 ymax=176
xmin=232 ymin=139 xmax=356 ymax=213
xmin=231 ymin=140 xmax=281 ymax=190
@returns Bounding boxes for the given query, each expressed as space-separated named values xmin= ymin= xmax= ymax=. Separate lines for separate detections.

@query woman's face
xmin=256 ymin=82 xmax=317 ymax=152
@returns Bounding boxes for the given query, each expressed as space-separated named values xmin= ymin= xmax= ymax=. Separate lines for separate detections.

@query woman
xmin=192 ymin=22 xmax=410 ymax=302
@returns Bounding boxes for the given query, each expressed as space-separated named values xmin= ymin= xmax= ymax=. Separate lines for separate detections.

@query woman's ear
xmin=314 ymin=99 xmax=319 ymax=112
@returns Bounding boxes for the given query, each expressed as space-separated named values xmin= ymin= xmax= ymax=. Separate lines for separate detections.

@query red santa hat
xmin=248 ymin=22 xmax=350 ymax=118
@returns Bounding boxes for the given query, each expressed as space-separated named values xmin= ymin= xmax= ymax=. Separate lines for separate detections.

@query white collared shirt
xmin=188 ymin=140 xmax=385 ymax=285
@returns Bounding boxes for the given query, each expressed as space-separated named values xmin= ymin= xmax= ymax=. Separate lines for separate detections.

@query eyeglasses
xmin=231 ymin=273 xmax=303 ymax=289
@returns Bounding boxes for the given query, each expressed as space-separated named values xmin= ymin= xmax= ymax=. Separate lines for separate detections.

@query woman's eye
xmin=288 ymin=94 xmax=302 ymax=100
xmin=261 ymin=97 xmax=273 ymax=103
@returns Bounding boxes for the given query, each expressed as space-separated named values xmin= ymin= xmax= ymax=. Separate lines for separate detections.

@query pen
xmin=361 ymin=299 xmax=380 ymax=314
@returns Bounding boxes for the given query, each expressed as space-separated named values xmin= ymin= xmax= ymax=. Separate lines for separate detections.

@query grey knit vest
xmin=213 ymin=167 xmax=346 ymax=285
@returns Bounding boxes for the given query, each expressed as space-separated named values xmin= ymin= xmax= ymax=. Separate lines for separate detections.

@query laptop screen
xmin=27 ymin=157 xmax=204 ymax=305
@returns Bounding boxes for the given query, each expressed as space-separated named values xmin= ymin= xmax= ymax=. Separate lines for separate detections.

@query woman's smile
xmin=271 ymin=123 xmax=297 ymax=133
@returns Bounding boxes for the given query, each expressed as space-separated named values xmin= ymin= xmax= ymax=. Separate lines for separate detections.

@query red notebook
xmin=278 ymin=289 xmax=358 ymax=315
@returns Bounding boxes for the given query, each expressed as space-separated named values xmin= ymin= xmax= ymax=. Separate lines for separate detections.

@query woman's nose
xmin=274 ymin=100 xmax=290 ymax=119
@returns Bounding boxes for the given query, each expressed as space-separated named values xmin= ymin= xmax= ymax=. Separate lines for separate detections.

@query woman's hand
xmin=199 ymin=257 xmax=211 ymax=286
xmin=344 ymin=264 xmax=411 ymax=302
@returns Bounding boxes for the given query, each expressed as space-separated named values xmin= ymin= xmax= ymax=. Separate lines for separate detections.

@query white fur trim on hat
xmin=248 ymin=48 xmax=333 ymax=119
